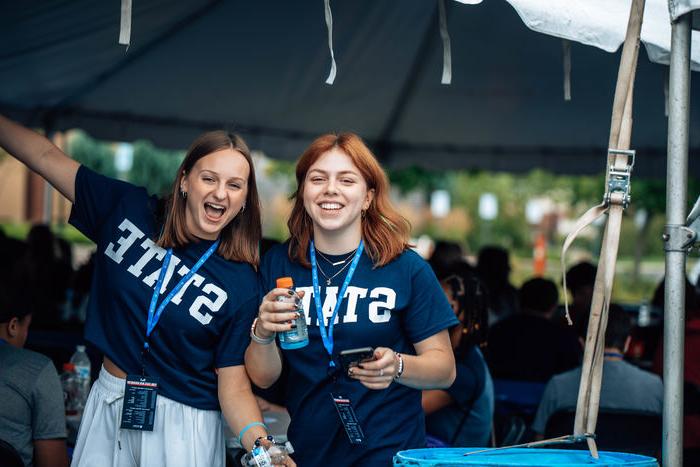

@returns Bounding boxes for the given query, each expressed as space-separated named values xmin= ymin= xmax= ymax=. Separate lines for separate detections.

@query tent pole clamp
xmin=666 ymin=194 xmax=700 ymax=252
xmin=605 ymin=149 xmax=635 ymax=209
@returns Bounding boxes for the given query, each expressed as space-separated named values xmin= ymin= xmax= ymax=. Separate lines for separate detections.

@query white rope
xmin=562 ymin=39 xmax=571 ymax=101
xmin=119 ymin=0 xmax=132 ymax=47
xmin=323 ymin=0 xmax=337 ymax=85
xmin=438 ymin=0 xmax=452 ymax=85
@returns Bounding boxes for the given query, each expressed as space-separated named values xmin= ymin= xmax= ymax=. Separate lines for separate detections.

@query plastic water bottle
xmin=241 ymin=439 xmax=294 ymax=466
xmin=276 ymin=277 xmax=308 ymax=349
xmin=60 ymin=363 xmax=79 ymax=416
xmin=69 ymin=345 xmax=91 ymax=412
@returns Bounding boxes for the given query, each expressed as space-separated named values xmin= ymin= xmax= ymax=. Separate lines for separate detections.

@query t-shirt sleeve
xmin=69 ymin=165 xmax=140 ymax=242
xmin=403 ymin=256 xmax=459 ymax=343
xmin=215 ymin=294 xmax=259 ymax=368
xmin=531 ymin=378 xmax=558 ymax=434
xmin=31 ymin=362 xmax=67 ymax=440
xmin=446 ymin=362 xmax=479 ymax=407
xmin=259 ymin=247 xmax=279 ymax=292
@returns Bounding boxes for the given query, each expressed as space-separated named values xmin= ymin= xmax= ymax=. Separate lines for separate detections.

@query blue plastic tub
xmin=393 ymin=448 xmax=658 ymax=466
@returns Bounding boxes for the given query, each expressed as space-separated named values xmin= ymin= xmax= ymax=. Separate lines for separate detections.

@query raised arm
xmin=0 ymin=114 xmax=79 ymax=202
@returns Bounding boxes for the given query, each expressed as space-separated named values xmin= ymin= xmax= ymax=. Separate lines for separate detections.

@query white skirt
xmin=71 ymin=366 xmax=225 ymax=467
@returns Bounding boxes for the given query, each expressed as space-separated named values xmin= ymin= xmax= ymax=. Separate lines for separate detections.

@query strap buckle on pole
xmin=604 ymin=149 xmax=635 ymax=208
xmin=664 ymin=194 xmax=700 ymax=252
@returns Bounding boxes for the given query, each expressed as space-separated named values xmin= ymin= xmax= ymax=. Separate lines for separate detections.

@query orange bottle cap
xmin=276 ymin=277 xmax=294 ymax=288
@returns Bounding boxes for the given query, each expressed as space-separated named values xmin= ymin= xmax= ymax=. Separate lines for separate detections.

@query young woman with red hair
xmin=246 ymin=133 xmax=457 ymax=466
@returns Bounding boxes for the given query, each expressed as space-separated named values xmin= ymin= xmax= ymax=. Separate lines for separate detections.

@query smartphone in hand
xmin=339 ymin=347 xmax=375 ymax=374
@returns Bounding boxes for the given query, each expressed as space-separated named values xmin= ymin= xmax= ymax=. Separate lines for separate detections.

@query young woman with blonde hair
xmin=0 ymin=115 xmax=293 ymax=466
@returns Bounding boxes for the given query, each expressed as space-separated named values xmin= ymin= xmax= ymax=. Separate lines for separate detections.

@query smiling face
xmin=302 ymin=147 xmax=374 ymax=250
xmin=179 ymin=148 xmax=249 ymax=240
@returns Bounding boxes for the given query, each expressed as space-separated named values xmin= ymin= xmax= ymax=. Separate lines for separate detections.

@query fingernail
xmin=291 ymin=323 xmax=297 ymax=329
xmin=295 ymin=313 xmax=301 ymax=319
xmin=287 ymin=290 xmax=295 ymax=295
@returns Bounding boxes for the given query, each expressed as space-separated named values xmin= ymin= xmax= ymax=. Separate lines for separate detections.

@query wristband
xmin=250 ymin=317 xmax=275 ymax=345
xmin=393 ymin=352 xmax=404 ymax=381
xmin=238 ymin=421 xmax=268 ymax=445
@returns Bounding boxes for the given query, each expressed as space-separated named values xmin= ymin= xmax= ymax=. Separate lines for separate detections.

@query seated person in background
xmin=429 ymin=240 xmax=470 ymax=273
xmin=0 ymin=285 xmax=69 ymax=467
xmin=486 ymin=277 xmax=581 ymax=382
xmin=423 ymin=263 xmax=494 ymax=447
xmin=563 ymin=261 xmax=597 ymax=337
xmin=531 ymin=304 xmax=663 ymax=437
xmin=476 ymin=246 xmax=519 ymax=325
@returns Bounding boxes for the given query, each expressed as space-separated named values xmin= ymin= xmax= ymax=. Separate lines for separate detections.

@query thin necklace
xmin=316 ymin=258 xmax=354 ymax=286
xmin=316 ymin=248 xmax=357 ymax=267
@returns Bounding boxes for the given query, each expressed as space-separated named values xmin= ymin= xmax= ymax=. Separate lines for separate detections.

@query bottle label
xmin=75 ymin=365 xmax=90 ymax=380
xmin=251 ymin=446 xmax=272 ymax=467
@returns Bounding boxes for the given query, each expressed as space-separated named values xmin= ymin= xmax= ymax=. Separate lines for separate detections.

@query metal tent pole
xmin=663 ymin=11 xmax=692 ymax=467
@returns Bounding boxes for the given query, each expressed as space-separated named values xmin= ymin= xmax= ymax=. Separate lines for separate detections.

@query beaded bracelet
xmin=250 ymin=317 xmax=275 ymax=345
xmin=238 ymin=421 xmax=268 ymax=445
xmin=393 ymin=352 xmax=404 ymax=381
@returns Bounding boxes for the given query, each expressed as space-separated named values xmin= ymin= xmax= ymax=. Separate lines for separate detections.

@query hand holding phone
xmin=339 ymin=347 xmax=375 ymax=374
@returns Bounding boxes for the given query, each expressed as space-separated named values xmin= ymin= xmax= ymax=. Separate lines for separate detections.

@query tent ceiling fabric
xmin=669 ymin=0 xmax=700 ymax=20
xmin=0 ymin=0 xmax=697 ymax=176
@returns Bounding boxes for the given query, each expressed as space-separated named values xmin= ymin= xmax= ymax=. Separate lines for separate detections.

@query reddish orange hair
xmin=287 ymin=133 xmax=410 ymax=268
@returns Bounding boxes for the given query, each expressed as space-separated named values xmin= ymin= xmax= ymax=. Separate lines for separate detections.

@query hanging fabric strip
xmin=119 ymin=0 xmax=132 ymax=47
xmin=323 ymin=0 xmax=337 ymax=85
xmin=438 ymin=0 xmax=452 ymax=85
xmin=568 ymin=0 xmax=645 ymax=459
xmin=562 ymin=39 xmax=571 ymax=101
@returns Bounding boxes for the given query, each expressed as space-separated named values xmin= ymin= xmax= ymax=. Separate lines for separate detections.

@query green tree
xmin=128 ymin=141 xmax=184 ymax=196
xmin=68 ymin=130 xmax=117 ymax=178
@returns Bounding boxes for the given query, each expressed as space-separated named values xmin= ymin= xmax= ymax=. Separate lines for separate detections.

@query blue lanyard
xmin=310 ymin=240 xmax=364 ymax=368
xmin=144 ymin=239 xmax=220 ymax=350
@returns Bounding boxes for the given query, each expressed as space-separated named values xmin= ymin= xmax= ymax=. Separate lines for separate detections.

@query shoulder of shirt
xmin=377 ymin=248 xmax=425 ymax=270
xmin=550 ymin=366 xmax=583 ymax=385
xmin=1 ymin=345 xmax=54 ymax=373
xmin=613 ymin=360 xmax=663 ymax=383
xmin=261 ymin=241 xmax=293 ymax=269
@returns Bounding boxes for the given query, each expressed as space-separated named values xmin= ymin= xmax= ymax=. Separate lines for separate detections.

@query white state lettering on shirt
xmin=142 ymin=255 xmax=181 ymax=292
xmin=296 ymin=286 xmax=314 ymax=326
xmin=104 ymin=218 xmax=145 ymax=264
xmin=170 ymin=265 xmax=204 ymax=305
xmin=368 ymin=287 xmax=396 ymax=323
xmin=342 ymin=286 xmax=367 ymax=323
xmin=189 ymin=283 xmax=228 ymax=325
xmin=127 ymin=238 xmax=166 ymax=278
xmin=320 ymin=286 xmax=340 ymax=326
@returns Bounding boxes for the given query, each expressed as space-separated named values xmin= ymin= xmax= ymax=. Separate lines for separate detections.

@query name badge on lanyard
xmin=120 ymin=239 xmax=220 ymax=432
xmin=121 ymin=375 xmax=159 ymax=431
xmin=310 ymin=240 xmax=367 ymax=444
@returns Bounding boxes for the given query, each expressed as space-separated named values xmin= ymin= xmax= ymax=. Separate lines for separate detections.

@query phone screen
xmin=339 ymin=347 xmax=375 ymax=373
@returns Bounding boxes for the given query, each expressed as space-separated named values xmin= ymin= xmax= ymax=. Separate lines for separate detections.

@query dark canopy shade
xmin=1 ymin=0 xmax=697 ymax=176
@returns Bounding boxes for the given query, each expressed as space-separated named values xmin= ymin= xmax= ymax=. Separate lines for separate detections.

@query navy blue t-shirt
xmin=69 ymin=166 xmax=259 ymax=410
xmin=261 ymin=242 xmax=458 ymax=466
xmin=426 ymin=346 xmax=493 ymax=447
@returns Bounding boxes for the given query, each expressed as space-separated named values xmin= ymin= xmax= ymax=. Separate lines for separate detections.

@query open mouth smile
xmin=204 ymin=202 xmax=227 ymax=220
